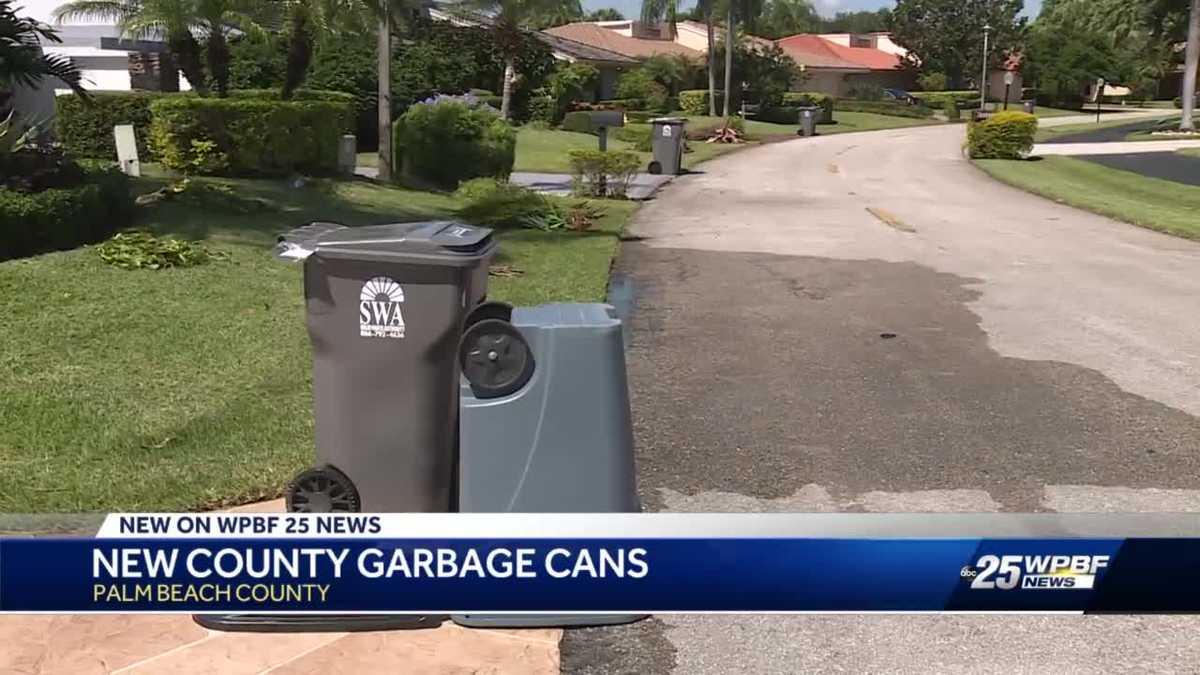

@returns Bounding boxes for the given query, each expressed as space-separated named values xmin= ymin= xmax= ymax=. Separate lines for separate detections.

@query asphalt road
xmin=561 ymin=119 xmax=1200 ymax=674
xmin=1081 ymin=152 xmax=1200 ymax=187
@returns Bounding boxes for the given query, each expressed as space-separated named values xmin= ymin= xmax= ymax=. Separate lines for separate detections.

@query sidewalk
xmin=1033 ymin=139 xmax=1200 ymax=156
xmin=0 ymin=501 xmax=561 ymax=675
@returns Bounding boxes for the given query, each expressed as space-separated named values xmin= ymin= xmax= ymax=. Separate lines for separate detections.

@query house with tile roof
xmin=775 ymin=33 xmax=914 ymax=96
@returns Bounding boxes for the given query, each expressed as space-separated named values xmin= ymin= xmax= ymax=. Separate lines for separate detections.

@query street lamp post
xmin=980 ymin=24 xmax=992 ymax=112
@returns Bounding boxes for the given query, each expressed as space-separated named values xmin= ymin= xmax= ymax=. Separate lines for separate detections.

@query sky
xmin=581 ymin=0 xmax=1044 ymax=24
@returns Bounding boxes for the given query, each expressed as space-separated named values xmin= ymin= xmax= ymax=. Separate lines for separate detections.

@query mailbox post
xmin=585 ymin=111 xmax=625 ymax=196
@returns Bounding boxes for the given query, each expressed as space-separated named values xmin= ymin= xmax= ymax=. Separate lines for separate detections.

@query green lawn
xmin=817 ymin=111 xmax=941 ymax=134
xmin=1034 ymin=115 xmax=1178 ymax=142
xmin=0 ymin=169 xmax=636 ymax=512
xmin=1178 ymin=148 xmax=1200 ymax=158
xmin=974 ymin=156 xmax=1200 ymax=240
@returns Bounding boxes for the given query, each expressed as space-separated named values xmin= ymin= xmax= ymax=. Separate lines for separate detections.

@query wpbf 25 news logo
xmin=960 ymin=554 xmax=1110 ymax=590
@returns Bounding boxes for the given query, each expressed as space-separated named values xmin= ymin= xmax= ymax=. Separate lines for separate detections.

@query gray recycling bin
xmin=278 ymin=220 xmax=496 ymax=513
xmin=797 ymin=106 xmax=820 ymax=137
xmin=649 ymin=117 xmax=686 ymax=175
xmin=453 ymin=303 xmax=642 ymax=629
xmin=1022 ymin=100 xmax=1036 ymax=114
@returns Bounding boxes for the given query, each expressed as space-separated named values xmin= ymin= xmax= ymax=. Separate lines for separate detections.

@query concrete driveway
xmin=563 ymin=119 xmax=1200 ymax=674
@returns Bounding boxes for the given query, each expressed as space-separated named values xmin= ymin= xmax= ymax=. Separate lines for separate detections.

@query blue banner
xmin=3 ymin=536 xmax=1194 ymax=613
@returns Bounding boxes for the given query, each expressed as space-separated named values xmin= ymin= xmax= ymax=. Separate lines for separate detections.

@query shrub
xmin=95 ymin=231 xmax=227 ymax=270
xmin=567 ymin=149 xmax=640 ymax=198
xmin=393 ymin=100 xmax=515 ymax=190
xmin=624 ymin=110 xmax=657 ymax=123
xmin=561 ymin=111 xmax=595 ymax=134
xmin=679 ymin=89 xmax=723 ymax=116
xmin=55 ymin=92 xmax=164 ymax=161
xmin=911 ymin=90 xmax=978 ymax=109
xmin=756 ymin=105 xmax=800 ymax=125
xmin=967 ymin=111 xmax=1037 ymax=159
xmin=150 ymin=96 xmax=352 ymax=176
xmin=541 ymin=62 xmax=599 ymax=123
xmin=616 ymin=69 xmax=670 ymax=112
xmin=834 ymin=100 xmax=934 ymax=118
xmin=782 ymin=92 xmax=834 ymax=123
xmin=916 ymin=72 xmax=947 ymax=92
xmin=454 ymin=178 xmax=557 ymax=228
xmin=943 ymin=99 xmax=961 ymax=122
xmin=0 ymin=161 xmax=133 ymax=261
xmin=527 ymin=95 xmax=556 ymax=123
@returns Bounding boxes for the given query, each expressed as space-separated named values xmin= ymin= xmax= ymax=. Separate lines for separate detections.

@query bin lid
xmin=276 ymin=220 xmax=495 ymax=266
xmin=649 ymin=117 xmax=687 ymax=125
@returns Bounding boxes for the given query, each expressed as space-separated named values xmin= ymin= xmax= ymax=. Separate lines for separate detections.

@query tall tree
xmin=1183 ymin=0 xmax=1199 ymax=130
xmin=584 ymin=7 xmax=623 ymax=21
xmin=818 ymin=7 xmax=891 ymax=33
xmin=891 ymin=0 xmax=1026 ymax=90
xmin=722 ymin=0 xmax=764 ymax=116
xmin=452 ymin=0 xmax=573 ymax=119
xmin=1 ymin=0 xmax=87 ymax=106
xmin=755 ymin=0 xmax=819 ymax=39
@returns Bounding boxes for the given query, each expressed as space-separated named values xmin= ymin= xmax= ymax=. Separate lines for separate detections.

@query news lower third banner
xmin=3 ymin=513 xmax=1200 ymax=613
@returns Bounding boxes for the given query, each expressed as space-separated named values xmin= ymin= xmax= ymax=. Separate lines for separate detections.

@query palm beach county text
xmin=92 ymin=515 xmax=648 ymax=606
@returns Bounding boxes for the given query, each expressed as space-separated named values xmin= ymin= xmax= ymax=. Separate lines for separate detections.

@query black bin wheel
xmin=459 ymin=318 xmax=535 ymax=399
xmin=286 ymin=465 xmax=361 ymax=513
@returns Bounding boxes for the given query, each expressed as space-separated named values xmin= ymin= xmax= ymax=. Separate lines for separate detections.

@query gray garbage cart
xmin=453 ymin=302 xmax=642 ymax=629
xmin=649 ymin=117 xmax=687 ymax=175
xmin=797 ymin=106 xmax=820 ymax=137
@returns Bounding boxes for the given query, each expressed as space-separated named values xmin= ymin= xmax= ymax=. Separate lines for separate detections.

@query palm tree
xmin=1182 ymin=0 xmax=1199 ymax=131
xmin=1 ymin=0 xmax=87 ymax=107
xmin=721 ymin=0 xmax=763 ymax=117
xmin=54 ymin=0 xmax=251 ymax=95
xmin=451 ymin=0 xmax=573 ymax=119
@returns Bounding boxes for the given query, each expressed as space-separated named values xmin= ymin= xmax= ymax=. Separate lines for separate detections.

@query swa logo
xmin=359 ymin=277 xmax=405 ymax=339
xmin=960 ymin=554 xmax=1109 ymax=590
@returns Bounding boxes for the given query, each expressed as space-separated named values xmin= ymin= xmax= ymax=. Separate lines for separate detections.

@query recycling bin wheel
xmin=464 ymin=301 xmax=514 ymax=327
xmin=458 ymin=318 xmax=535 ymax=399
xmin=286 ymin=465 xmax=362 ymax=513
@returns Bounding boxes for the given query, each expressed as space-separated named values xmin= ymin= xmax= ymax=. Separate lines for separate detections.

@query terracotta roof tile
xmin=776 ymin=34 xmax=902 ymax=71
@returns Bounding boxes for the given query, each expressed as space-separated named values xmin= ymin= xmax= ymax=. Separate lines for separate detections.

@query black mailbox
xmin=587 ymin=111 xmax=625 ymax=129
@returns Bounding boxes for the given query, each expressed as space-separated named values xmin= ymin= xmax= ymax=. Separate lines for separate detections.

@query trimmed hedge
xmin=0 ymin=161 xmax=134 ymax=261
xmin=149 ymin=96 xmax=352 ymax=176
xmin=614 ymin=124 xmax=652 ymax=151
xmin=834 ymin=99 xmax=934 ymax=119
xmin=56 ymin=89 xmax=357 ymax=165
xmin=678 ymin=89 xmax=723 ymax=116
xmin=782 ymin=92 xmax=834 ymax=123
xmin=757 ymin=105 xmax=801 ymax=125
xmin=393 ymin=100 xmax=516 ymax=190
xmin=967 ymin=111 xmax=1037 ymax=159
xmin=56 ymin=92 xmax=164 ymax=161
xmin=911 ymin=90 xmax=978 ymax=109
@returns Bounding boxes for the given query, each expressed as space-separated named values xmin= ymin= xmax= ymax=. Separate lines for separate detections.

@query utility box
xmin=797 ymin=106 xmax=820 ymax=137
xmin=275 ymin=220 xmax=496 ymax=514
xmin=649 ymin=117 xmax=686 ymax=175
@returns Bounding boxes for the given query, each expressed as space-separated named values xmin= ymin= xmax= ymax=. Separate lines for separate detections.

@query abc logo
xmin=960 ymin=566 xmax=978 ymax=578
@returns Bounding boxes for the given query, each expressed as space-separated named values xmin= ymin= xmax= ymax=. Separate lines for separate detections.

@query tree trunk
xmin=206 ymin=29 xmax=230 ymax=97
xmin=169 ymin=33 xmax=207 ymax=96
xmin=706 ymin=11 xmax=716 ymax=116
xmin=1182 ymin=0 xmax=1200 ymax=132
xmin=377 ymin=11 xmax=393 ymax=182
xmin=500 ymin=57 xmax=516 ymax=120
xmin=281 ymin=9 xmax=313 ymax=100
xmin=722 ymin=8 xmax=734 ymax=117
